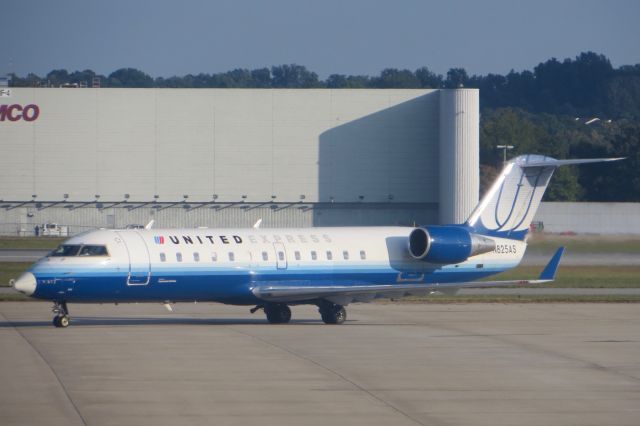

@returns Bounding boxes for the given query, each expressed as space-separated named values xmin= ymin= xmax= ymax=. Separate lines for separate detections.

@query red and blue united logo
xmin=154 ymin=236 xmax=165 ymax=244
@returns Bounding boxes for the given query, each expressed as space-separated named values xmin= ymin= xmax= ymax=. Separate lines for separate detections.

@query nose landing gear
xmin=52 ymin=301 xmax=70 ymax=328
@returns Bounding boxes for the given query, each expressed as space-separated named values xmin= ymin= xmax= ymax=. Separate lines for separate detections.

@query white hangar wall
xmin=0 ymin=88 xmax=478 ymax=233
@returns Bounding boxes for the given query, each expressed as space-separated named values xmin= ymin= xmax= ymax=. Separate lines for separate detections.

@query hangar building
xmin=0 ymin=88 xmax=479 ymax=235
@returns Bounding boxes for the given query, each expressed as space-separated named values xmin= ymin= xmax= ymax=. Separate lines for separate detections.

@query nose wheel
xmin=52 ymin=302 xmax=70 ymax=328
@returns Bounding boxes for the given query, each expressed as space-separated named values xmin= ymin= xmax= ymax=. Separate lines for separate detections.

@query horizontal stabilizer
xmin=521 ymin=157 xmax=624 ymax=168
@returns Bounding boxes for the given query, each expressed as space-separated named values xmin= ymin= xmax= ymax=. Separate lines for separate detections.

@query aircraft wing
xmin=252 ymin=248 xmax=564 ymax=305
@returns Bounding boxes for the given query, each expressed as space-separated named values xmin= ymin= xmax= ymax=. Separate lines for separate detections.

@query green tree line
xmin=8 ymin=52 xmax=640 ymax=201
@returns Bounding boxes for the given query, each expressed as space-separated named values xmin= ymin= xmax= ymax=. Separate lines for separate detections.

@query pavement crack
xmin=0 ymin=312 xmax=88 ymax=426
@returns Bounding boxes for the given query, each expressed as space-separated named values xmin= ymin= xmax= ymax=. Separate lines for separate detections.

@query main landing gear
xmin=251 ymin=301 xmax=347 ymax=324
xmin=262 ymin=303 xmax=292 ymax=324
xmin=52 ymin=301 xmax=70 ymax=328
xmin=318 ymin=301 xmax=347 ymax=325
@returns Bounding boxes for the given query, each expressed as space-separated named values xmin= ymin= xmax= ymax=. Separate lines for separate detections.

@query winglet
xmin=538 ymin=247 xmax=565 ymax=280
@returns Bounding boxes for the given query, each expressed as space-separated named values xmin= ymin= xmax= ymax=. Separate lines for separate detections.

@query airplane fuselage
xmin=27 ymin=227 xmax=525 ymax=305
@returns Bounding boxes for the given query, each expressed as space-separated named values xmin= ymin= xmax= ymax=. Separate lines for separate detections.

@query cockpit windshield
xmin=79 ymin=245 xmax=109 ymax=256
xmin=50 ymin=245 xmax=81 ymax=257
xmin=50 ymin=244 xmax=108 ymax=257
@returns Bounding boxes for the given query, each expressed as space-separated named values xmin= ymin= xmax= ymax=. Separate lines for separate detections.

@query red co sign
xmin=0 ymin=104 xmax=40 ymax=122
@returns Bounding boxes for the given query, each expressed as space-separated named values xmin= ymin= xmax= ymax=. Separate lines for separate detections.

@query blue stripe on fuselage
xmin=30 ymin=263 xmax=513 ymax=304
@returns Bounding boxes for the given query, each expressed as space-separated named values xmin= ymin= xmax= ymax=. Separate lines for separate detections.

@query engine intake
xmin=408 ymin=226 xmax=495 ymax=264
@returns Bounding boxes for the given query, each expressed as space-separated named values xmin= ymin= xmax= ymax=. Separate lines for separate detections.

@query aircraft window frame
xmin=193 ymin=252 xmax=200 ymax=262
xmin=78 ymin=245 xmax=109 ymax=257
xmin=49 ymin=245 xmax=82 ymax=257
xmin=262 ymin=251 xmax=269 ymax=261
xmin=176 ymin=252 xmax=183 ymax=262
xmin=343 ymin=250 xmax=349 ymax=260
xmin=294 ymin=251 xmax=301 ymax=261
xmin=311 ymin=250 xmax=317 ymax=260
xmin=360 ymin=250 xmax=366 ymax=260
xmin=228 ymin=252 xmax=235 ymax=262
xmin=278 ymin=251 xmax=285 ymax=261
xmin=160 ymin=253 xmax=166 ymax=262
xmin=326 ymin=251 xmax=333 ymax=260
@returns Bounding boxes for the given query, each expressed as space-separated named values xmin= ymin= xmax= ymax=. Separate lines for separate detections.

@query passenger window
xmin=176 ymin=253 xmax=183 ymax=262
xmin=311 ymin=251 xmax=317 ymax=260
xmin=160 ymin=253 xmax=166 ymax=262
xmin=262 ymin=251 xmax=268 ymax=261
xmin=228 ymin=252 xmax=235 ymax=261
xmin=278 ymin=251 xmax=285 ymax=261
xmin=79 ymin=245 xmax=108 ymax=256
xmin=193 ymin=252 xmax=200 ymax=262
xmin=326 ymin=251 xmax=333 ymax=260
xmin=360 ymin=250 xmax=366 ymax=260
xmin=343 ymin=250 xmax=349 ymax=260
xmin=211 ymin=252 xmax=218 ymax=262
xmin=294 ymin=251 xmax=301 ymax=261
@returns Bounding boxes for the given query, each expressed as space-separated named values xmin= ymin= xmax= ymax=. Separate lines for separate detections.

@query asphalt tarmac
xmin=1 ymin=302 xmax=638 ymax=426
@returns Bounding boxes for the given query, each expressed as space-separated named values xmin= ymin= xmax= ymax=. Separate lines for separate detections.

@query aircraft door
xmin=273 ymin=242 xmax=288 ymax=270
xmin=117 ymin=231 xmax=151 ymax=285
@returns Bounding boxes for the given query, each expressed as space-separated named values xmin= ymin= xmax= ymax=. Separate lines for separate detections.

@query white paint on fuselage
xmin=36 ymin=227 xmax=527 ymax=275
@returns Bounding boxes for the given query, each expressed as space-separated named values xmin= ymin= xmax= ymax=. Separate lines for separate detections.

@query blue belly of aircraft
xmin=30 ymin=265 xmax=503 ymax=304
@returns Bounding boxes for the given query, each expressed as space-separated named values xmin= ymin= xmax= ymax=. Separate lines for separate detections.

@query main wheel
xmin=265 ymin=304 xmax=291 ymax=324
xmin=320 ymin=305 xmax=347 ymax=324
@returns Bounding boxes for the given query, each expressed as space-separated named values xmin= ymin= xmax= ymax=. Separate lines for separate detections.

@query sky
xmin=3 ymin=0 xmax=640 ymax=79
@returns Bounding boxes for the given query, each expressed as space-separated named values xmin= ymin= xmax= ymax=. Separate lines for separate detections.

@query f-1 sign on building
xmin=0 ymin=88 xmax=478 ymax=233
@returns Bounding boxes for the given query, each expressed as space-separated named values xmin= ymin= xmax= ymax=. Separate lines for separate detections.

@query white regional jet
xmin=12 ymin=155 xmax=620 ymax=327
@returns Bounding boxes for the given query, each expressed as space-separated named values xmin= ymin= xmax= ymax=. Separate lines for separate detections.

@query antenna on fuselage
xmin=253 ymin=218 xmax=262 ymax=229
xmin=145 ymin=220 xmax=155 ymax=230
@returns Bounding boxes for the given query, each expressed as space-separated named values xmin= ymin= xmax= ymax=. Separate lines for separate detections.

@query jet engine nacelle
xmin=408 ymin=226 xmax=496 ymax=264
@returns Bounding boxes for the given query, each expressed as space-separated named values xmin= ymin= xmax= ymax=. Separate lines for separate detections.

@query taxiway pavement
xmin=1 ymin=302 xmax=639 ymax=426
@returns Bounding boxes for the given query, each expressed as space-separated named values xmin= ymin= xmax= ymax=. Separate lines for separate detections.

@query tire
xmin=53 ymin=316 xmax=61 ymax=327
xmin=320 ymin=305 xmax=346 ymax=325
xmin=265 ymin=304 xmax=291 ymax=324
xmin=59 ymin=315 xmax=70 ymax=328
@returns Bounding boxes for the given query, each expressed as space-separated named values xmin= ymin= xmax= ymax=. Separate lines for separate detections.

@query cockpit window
xmin=79 ymin=245 xmax=109 ymax=256
xmin=50 ymin=245 xmax=81 ymax=257
xmin=50 ymin=244 xmax=108 ymax=257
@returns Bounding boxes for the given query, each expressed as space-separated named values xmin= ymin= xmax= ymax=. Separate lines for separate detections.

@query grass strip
xmin=386 ymin=295 xmax=640 ymax=303
xmin=0 ymin=262 xmax=31 ymax=286
xmin=0 ymin=237 xmax=64 ymax=250
xmin=527 ymin=235 xmax=640 ymax=254
xmin=487 ymin=265 xmax=640 ymax=288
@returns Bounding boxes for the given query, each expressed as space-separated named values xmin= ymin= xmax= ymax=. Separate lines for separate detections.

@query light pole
xmin=496 ymin=145 xmax=514 ymax=165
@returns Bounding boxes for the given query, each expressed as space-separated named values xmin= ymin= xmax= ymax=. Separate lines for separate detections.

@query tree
xmin=46 ymin=69 xmax=70 ymax=86
xmin=107 ymin=68 xmax=154 ymax=88
xmin=415 ymin=67 xmax=442 ymax=88
xmin=372 ymin=68 xmax=420 ymax=88
xmin=444 ymin=68 xmax=468 ymax=88
xmin=271 ymin=64 xmax=320 ymax=88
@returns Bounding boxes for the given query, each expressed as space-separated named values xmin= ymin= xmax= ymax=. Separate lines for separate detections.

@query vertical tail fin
xmin=465 ymin=155 xmax=622 ymax=240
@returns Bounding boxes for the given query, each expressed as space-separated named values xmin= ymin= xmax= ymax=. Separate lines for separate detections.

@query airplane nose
xmin=12 ymin=272 xmax=37 ymax=296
